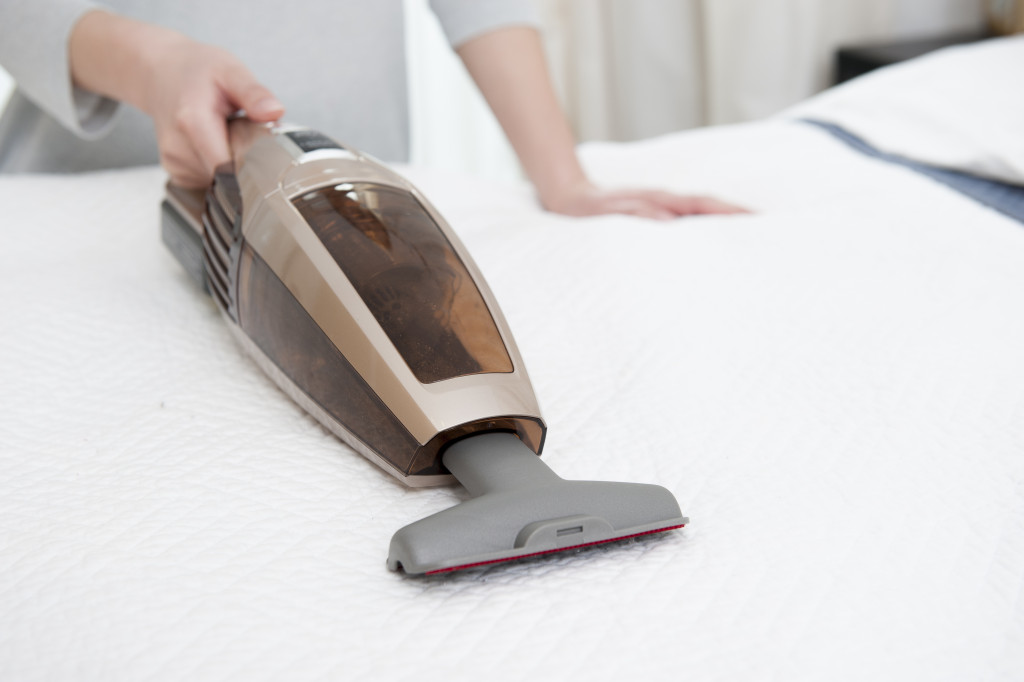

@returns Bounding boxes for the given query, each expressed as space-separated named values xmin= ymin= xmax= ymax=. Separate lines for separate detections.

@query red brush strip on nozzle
xmin=425 ymin=524 xmax=687 ymax=575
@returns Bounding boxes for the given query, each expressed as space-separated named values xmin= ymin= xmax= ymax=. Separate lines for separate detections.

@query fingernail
xmin=251 ymin=97 xmax=284 ymax=117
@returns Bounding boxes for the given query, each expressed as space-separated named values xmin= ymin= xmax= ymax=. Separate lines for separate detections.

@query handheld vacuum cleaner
xmin=160 ymin=119 xmax=687 ymax=575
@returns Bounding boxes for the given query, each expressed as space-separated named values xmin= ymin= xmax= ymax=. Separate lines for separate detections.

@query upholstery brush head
xmin=387 ymin=432 xmax=688 ymax=576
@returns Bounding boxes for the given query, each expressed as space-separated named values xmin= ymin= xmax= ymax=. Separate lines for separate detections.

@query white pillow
xmin=784 ymin=34 xmax=1024 ymax=186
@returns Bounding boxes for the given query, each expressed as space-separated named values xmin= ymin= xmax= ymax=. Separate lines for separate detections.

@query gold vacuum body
xmin=161 ymin=120 xmax=685 ymax=575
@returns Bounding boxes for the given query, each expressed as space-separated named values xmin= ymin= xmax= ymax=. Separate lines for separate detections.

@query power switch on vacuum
xmin=286 ymin=130 xmax=343 ymax=153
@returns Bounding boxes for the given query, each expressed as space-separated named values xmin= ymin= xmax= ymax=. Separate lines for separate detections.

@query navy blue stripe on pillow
xmin=803 ymin=119 xmax=1024 ymax=224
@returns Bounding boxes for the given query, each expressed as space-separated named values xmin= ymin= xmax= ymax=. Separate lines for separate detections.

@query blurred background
xmin=0 ymin=0 xmax=1005 ymax=181
xmin=408 ymin=0 xmax=991 ymax=180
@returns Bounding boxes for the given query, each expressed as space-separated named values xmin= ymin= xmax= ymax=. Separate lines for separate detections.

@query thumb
xmin=221 ymin=62 xmax=284 ymax=122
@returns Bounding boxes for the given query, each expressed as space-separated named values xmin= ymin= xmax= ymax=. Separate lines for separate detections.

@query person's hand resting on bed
xmin=457 ymin=26 xmax=749 ymax=219
xmin=69 ymin=13 xmax=745 ymax=217
xmin=540 ymin=181 xmax=749 ymax=219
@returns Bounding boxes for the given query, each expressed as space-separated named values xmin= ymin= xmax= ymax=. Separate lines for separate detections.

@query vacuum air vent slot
xmin=206 ymin=196 xmax=235 ymax=256
xmin=202 ymin=245 xmax=230 ymax=311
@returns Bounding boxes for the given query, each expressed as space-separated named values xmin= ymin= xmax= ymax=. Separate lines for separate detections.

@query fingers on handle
xmin=161 ymin=136 xmax=211 ymax=189
xmin=173 ymin=106 xmax=231 ymax=184
xmin=171 ymin=62 xmax=285 ymax=185
xmin=221 ymin=61 xmax=284 ymax=121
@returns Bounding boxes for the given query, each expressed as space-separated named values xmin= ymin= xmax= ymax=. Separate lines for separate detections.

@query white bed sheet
xmin=2 ymin=118 xmax=1023 ymax=681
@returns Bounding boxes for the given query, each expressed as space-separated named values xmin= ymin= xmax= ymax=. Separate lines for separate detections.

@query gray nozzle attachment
xmin=387 ymin=432 xmax=688 ymax=575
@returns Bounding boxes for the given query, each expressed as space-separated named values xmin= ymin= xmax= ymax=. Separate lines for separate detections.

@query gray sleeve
xmin=0 ymin=0 xmax=120 ymax=139
xmin=428 ymin=0 xmax=541 ymax=48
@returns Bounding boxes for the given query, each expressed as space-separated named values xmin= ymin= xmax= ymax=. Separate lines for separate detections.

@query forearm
xmin=68 ymin=10 xmax=185 ymax=115
xmin=456 ymin=26 xmax=587 ymax=207
xmin=457 ymin=25 xmax=749 ymax=219
xmin=67 ymin=10 xmax=281 ymax=187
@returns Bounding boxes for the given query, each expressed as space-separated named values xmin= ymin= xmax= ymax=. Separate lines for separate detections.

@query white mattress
xmin=4 ymin=54 xmax=1024 ymax=682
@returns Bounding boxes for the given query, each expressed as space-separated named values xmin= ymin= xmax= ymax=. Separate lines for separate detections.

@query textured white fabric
xmin=2 ymin=119 xmax=1023 ymax=680
xmin=785 ymin=34 xmax=1024 ymax=185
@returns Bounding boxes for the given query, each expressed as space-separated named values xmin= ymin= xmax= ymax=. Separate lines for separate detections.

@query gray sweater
xmin=0 ymin=0 xmax=537 ymax=172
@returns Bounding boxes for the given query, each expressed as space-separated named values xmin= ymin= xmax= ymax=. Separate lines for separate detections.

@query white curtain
xmin=404 ymin=0 xmax=522 ymax=180
xmin=701 ymin=0 xmax=987 ymax=125
xmin=538 ymin=0 xmax=708 ymax=141
xmin=537 ymin=0 xmax=988 ymax=140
